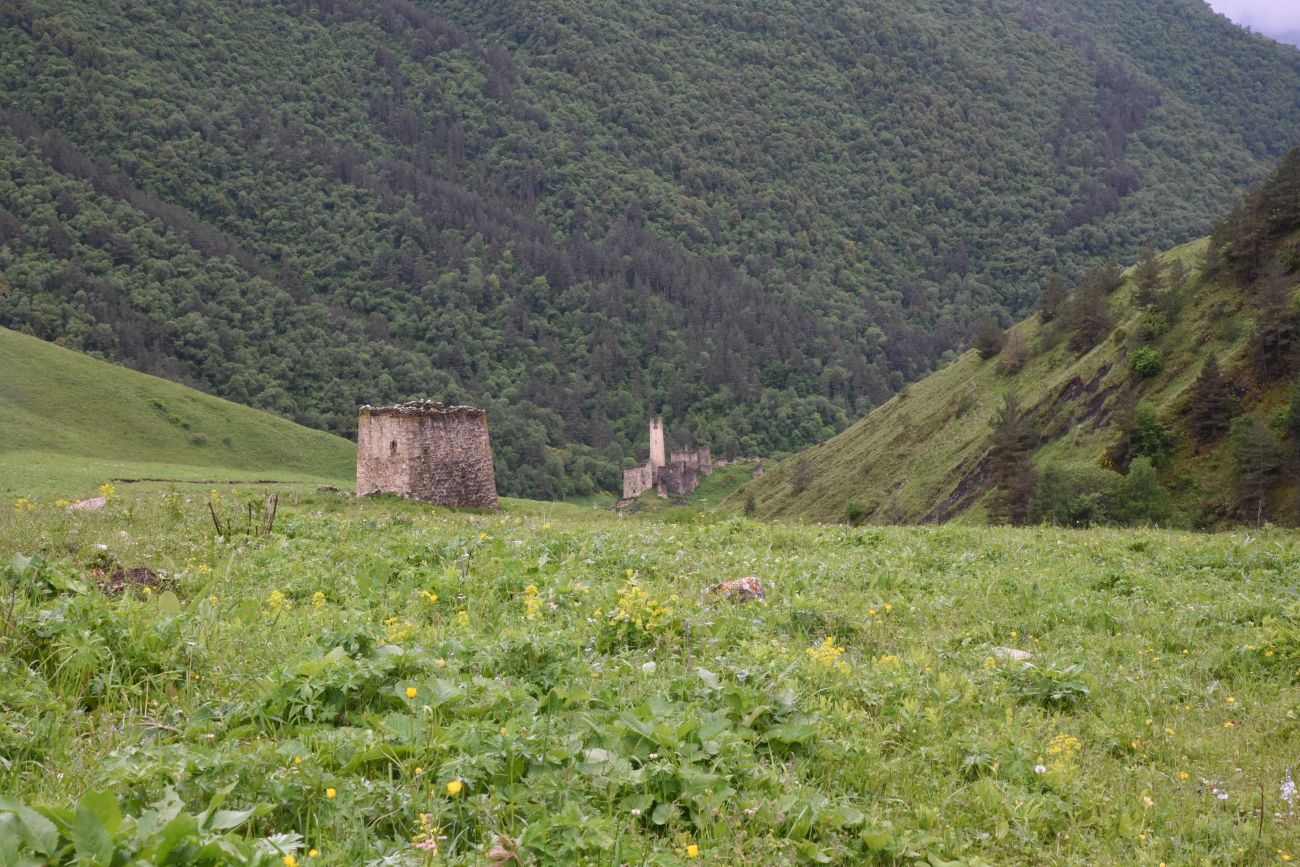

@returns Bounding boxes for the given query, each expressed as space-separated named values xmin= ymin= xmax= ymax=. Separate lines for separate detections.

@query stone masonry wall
xmin=649 ymin=416 xmax=666 ymax=471
xmin=670 ymin=446 xmax=712 ymax=476
xmin=622 ymin=464 xmax=654 ymax=499
xmin=357 ymin=401 xmax=499 ymax=510
xmin=656 ymin=462 xmax=700 ymax=497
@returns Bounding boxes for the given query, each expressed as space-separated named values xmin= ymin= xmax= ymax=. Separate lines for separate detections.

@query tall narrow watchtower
xmin=356 ymin=401 xmax=499 ymax=510
xmin=649 ymin=416 xmax=666 ymax=473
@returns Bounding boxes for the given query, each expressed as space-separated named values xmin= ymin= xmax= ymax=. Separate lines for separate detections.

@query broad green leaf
xmin=860 ymin=828 xmax=892 ymax=851
xmin=0 ymin=813 xmax=23 ymax=862
xmin=151 ymin=812 xmax=197 ymax=863
xmin=650 ymin=802 xmax=679 ymax=826
xmin=0 ymin=800 xmax=59 ymax=856
xmin=796 ymin=840 xmax=834 ymax=863
xmin=207 ymin=809 xmax=253 ymax=831
xmin=69 ymin=802 xmax=113 ymax=865
xmin=156 ymin=590 xmax=181 ymax=616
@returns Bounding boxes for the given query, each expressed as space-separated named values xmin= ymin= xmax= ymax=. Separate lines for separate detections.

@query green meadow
xmin=2 ymin=487 xmax=1299 ymax=864
xmin=0 ymin=327 xmax=353 ymax=500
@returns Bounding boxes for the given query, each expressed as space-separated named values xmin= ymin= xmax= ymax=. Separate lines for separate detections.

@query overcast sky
xmin=1205 ymin=0 xmax=1300 ymax=45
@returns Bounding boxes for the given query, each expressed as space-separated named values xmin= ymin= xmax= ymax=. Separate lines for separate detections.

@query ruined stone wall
xmin=656 ymin=461 xmax=701 ymax=497
xmin=669 ymin=446 xmax=713 ymax=477
xmin=357 ymin=401 xmax=498 ymax=510
xmin=622 ymin=464 xmax=654 ymax=499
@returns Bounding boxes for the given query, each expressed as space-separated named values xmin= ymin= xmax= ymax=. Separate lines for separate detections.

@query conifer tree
xmin=973 ymin=313 xmax=1005 ymax=360
xmin=1189 ymin=354 xmax=1234 ymax=441
xmin=1065 ymin=275 xmax=1113 ymax=353
xmin=999 ymin=327 xmax=1027 ymax=375
xmin=1133 ymin=243 xmax=1165 ymax=308
xmin=1039 ymin=277 xmax=1068 ymax=324
xmin=987 ymin=392 xmax=1038 ymax=524
xmin=1232 ymin=414 xmax=1281 ymax=526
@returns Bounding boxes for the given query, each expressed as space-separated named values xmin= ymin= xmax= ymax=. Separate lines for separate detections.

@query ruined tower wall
xmin=622 ymin=464 xmax=654 ymax=499
xmin=669 ymin=446 xmax=713 ymax=476
xmin=649 ymin=417 xmax=666 ymax=472
xmin=357 ymin=402 xmax=499 ymax=510
xmin=656 ymin=462 xmax=700 ymax=497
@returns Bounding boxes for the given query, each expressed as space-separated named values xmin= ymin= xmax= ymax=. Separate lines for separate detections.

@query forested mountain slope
xmin=730 ymin=150 xmax=1300 ymax=527
xmin=2 ymin=0 xmax=1298 ymax=498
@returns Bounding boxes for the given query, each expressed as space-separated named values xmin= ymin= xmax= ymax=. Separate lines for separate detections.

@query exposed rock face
xmin=356 ymin=401 xmax=498 ymax=510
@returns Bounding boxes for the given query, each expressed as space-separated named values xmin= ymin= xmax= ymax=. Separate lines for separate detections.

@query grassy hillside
xmin=733 ymin=240 xmax=1300 ymax=525
xmin=3 ymin=489 xmax=1300 ymax=863
xmin=3 ymin=0 xmax=1300 ymax=498
xmin=727 ymin=240 xmax=1220 ymax=524
xmin=0 ymin=327 xmax=354 ymax=499
xmin=730 ymin=151 xmax=1300 ymax=527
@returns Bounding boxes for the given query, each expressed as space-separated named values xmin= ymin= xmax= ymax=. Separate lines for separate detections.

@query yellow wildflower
xmin=446 ymin=779 xmax=463 ymax=796
xmin=383 ymin=616 xmax=414 ymax=644
xmin=610 ymin=579 xmax=673 ymax=634
xmin=686 ymin=843 xmax=700 ymax=858
xmin=284 ymin=857 xmax=297 ymax=867
xmin=312 ymin=591 xmax=326 ymax=608
xmin=308 ymin=851 xmax=318 ymax=859
xmin=806 ymin=636 xmax=848 ymax=671
xmin=456 ymin=610 xmax=470 ymax=628
xmin=523 ymin=584 xmax=542 ymax=620
xmin=325 ymin=787 xmax=336 ymax=799
xmin=406 ymin=687 xmax=417 ymax=699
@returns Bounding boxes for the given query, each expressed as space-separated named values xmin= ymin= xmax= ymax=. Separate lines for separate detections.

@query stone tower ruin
xmin=356 ymin=400 xmax=499 ymax=510
xmin=622 ymin=417 xmax=713 ymax=500
xmin=649 ymin=416 xmax=666 ymax=473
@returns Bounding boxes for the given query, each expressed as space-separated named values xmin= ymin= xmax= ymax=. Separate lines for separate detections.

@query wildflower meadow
xmin=1 ymin=486 xmax=1299 ymax=864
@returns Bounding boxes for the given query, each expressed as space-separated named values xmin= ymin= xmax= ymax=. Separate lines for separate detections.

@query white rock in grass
xmin=992 ymin=646 xmax=1033 ymax=662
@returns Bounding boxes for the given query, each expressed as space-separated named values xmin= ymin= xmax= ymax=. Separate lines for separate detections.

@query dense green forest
xmin=1 ymin=0 xmax=1298 ymax=498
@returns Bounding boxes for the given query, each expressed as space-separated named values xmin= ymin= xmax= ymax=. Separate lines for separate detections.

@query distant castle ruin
xmin=356 ymin=400 xmax=499 ymax=510
xmin=622 ymin=417 xmax=713 ymax=499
